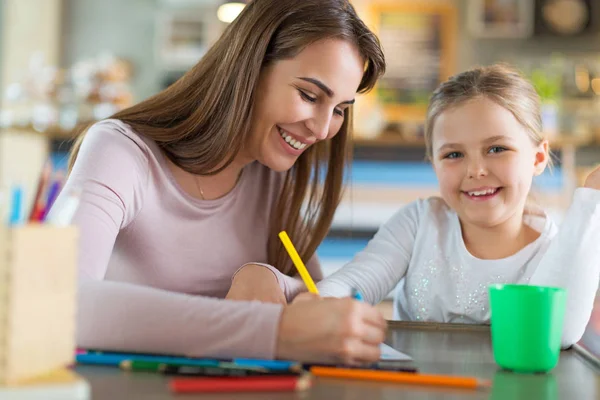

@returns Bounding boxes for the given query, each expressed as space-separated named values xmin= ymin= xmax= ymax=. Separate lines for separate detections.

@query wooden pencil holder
xmin=0 ymin=224 xmax=78 ymax=384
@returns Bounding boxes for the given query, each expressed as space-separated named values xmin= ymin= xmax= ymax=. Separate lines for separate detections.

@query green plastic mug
xmin=489 ymin=284 xmax=566 ymax=373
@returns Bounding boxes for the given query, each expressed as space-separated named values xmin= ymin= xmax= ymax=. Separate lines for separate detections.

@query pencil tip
xmin=479 ymin=379 xmax=492 ymax=389
xmin=296 ymin=374 xmax=313 ymax=391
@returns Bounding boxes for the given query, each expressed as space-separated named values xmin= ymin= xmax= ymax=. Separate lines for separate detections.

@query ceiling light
xmin=217 ymin=1 xmax=247 ymax=23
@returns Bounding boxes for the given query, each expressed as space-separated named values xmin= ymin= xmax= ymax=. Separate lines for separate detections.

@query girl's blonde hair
xmin=424 ymin=64 xmax=545 ymax=160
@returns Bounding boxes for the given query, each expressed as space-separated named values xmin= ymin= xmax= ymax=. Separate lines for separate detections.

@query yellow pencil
xmin=278 ymin=231 xmax=319 ymax=294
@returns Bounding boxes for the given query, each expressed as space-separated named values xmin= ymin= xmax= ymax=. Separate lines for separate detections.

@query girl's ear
xmin=533 ymin=139 xmax=549 ymax=176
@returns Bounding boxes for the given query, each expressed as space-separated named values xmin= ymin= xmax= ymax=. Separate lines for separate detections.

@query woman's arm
xmin=529 ymin=186 xmax=600 ymax=348
xmin=316 ymin=201 xmax=422 ymax=305
xmin=231 ymin=254 xmax=323 ymax=303
xmin=63 ymin=121 xmax=283 ymax=359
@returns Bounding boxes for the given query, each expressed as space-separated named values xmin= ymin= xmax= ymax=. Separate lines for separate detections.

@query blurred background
xmin=1 ymin=0 xmax=600 ymax=327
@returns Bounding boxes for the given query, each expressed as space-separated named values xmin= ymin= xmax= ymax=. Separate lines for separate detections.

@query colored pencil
xmin=76 ymin=352 xmax=220 ymax=367
xmin=305 ymin=362 xmax=418 ymax=373
xmin=28 ymin=161 xmax=52 ymax=221
xmin=310 ymin=366 xmax=491 ymax=390
xmin=161 ymin=364 xmax=300 ymax=377
xmin=9 ymin=185 xmax=24 ymax=226
xmin=278 ymin=230 xmax=319 ymax=294
xmin=233 ymin=358 xmax=300 ymax=371
xmin=351 ymin=287 xmax=363 ymax=301
xmin=119 ymin=360 xmax=297 ymax=376
xmin=169 ymin=374 xmax=313 ymax=393
xmin=77 ymin=350 xmax=299 ymax=371
xmin=40 ymin=173 xmax=63 ymax=221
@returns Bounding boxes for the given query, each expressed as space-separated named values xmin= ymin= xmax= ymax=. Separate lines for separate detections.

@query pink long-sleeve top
xmin=55 ymin=119 xmax=322 ymax=359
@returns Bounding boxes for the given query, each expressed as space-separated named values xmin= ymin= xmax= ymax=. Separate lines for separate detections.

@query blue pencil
xmin=8 ymin=186 xmax=23 ymax=226
xmin=351 ymin=288 xmax=363 ymax=302
xmin=232 ymin=358 xmax=300 ymax=371
xmin=76 ymin=352 xmax=221 ymax=367
xmin=40 ymin=179 xmax=62 ymax=222
xmin=76 ymin=351 xmax=299 ymax=371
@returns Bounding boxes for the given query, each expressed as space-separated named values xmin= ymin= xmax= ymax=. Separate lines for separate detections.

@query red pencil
xmin=29 ymin=161 xmax=52 ymax=222
xmin=169 ymin=374 xmax=312 ymax=393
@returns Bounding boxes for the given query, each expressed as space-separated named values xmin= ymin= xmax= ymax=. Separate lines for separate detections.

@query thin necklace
xmin=193 ymin=170 xmax=243 ymax=201
xmin=193 ymin=177 xmax=206 ymax=200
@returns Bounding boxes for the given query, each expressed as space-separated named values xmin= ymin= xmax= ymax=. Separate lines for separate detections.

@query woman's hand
xmin=225 ymin=264 xmax=287 ymax=305
xmin=584 ymin=165 xmax=600 ymax=190
xmin=276 ymin=296 xmax=387 ymax=364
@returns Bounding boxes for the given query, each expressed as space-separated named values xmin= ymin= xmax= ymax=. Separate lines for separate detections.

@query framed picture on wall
xmin=156 ymin=10 xmax=210 ymax=70
xmin=468 ymin=0 xmax=535 ymax=38
xmin=366 ymin=3 xmax=457 ymax=122
xmin=534 ymin=0 xmax=596 ymax=37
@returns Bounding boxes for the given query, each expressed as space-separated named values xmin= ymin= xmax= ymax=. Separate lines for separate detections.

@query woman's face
xmin=247 ymin=38 xmax=364 ymax=172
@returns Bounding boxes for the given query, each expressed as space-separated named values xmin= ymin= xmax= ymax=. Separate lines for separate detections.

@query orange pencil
xmin=310 ymin=366 xmax=491 ymax=390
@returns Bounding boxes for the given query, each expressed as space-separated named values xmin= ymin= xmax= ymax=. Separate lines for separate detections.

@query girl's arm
xmin=316 ymin=201 xmax=422 ymax=304
xmin=529 ymin=185 xmax=600 ymax=348
xmin=64 ymin=122 xmax=283 ymax=359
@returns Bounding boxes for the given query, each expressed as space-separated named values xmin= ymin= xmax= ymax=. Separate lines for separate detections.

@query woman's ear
xmin=533 ymin=139 xmax=549 ymax=176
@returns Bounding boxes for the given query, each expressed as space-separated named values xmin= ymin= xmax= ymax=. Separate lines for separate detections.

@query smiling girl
xmin=52 ymin=0 xmax=388 ymax=364
xmin=317 ymin=64 xmax=600 ymax=347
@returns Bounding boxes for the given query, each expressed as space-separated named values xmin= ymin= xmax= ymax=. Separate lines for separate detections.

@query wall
xmin=62 ymin=0 xmax=162 ymax=102
xmin=1 ymin=0 xmax=62 ymax=87
xmin=59 ymin=0 xmax=600 ymax=105
xmin=61 ymin=0 xmax=222 ymax=102
xmin=352 ymin=0 xmax=600 ymax=72
xmin=0 ymin=0 xmax=62 ymax=217
xmin=0 ymin=0 xmax=4 ymax=95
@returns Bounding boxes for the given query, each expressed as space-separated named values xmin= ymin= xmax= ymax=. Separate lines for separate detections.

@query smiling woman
xmin=51 ymin=0 xmax=389 ymax=365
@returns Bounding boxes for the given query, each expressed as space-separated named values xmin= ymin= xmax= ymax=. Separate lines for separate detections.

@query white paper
xmin=379 ymin=343 xmax=412 ymax=361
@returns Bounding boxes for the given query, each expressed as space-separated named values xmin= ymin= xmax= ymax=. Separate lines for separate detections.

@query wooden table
xmin=75 ymin=321 xmax=599 ymax=399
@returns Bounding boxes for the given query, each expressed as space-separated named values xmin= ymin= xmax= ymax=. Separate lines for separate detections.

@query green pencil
xmin=119 ymin=359 xmax=219 ymax=372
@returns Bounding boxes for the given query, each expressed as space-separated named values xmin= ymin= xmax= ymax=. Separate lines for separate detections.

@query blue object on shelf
xmin=317 ymin=237 xmax=369 ymax=259
xmin=345 ymin=161 xmax=564 ymax=190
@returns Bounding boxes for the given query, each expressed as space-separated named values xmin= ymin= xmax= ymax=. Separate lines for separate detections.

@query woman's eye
xmin=298 ymin=90 xmax=317 ymax=103
xmin=444 ymin=152 xmax=462 ymax=159
xmin=489 ymin=146 xmax=507 ymax=154
xmin=334 ymin=108 xmax=344 ymax=117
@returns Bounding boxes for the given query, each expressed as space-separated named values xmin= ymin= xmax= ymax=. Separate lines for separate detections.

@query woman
xmin=59 ymin=0 xmax=387 ymax=364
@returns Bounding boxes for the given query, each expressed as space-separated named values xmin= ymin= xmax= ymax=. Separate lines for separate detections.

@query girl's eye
xmin=444 ymin=151 xmax=462 ymax=159
xmin=298 ymin=90 xmax=317 ymax=103
xmin=489 ymin=146 xmax=507 ymax=154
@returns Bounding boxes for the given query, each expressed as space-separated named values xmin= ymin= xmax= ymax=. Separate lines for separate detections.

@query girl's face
xmin=247 ymin=39 xmax=364 ymax=172
xmin=431 ymin=96 xmax=549 ymax=229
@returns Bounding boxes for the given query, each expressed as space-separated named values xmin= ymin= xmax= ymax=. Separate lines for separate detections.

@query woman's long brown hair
xmin=68 ymin=0 xmax=385 ymax=275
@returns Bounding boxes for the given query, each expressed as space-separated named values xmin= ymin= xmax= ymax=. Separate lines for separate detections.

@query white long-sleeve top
xmin=317 ymin=189 xmax=600 ymax=347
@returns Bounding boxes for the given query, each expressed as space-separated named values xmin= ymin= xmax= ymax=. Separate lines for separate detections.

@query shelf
xmin=4 ymin=125 xmax=599 ymax=150
xmin=1 ymin=124 xmax=86 ymax=140
xmin=354 ymin=134 xmax=599 ymax=150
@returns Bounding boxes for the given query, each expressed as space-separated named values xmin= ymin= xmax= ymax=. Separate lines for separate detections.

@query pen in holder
xmin=0 ymin=224 xmax=78 ymax=384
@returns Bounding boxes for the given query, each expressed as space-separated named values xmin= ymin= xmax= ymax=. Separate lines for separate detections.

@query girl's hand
xmin=225 ymin=264 xmax=287 ymax=305
xmin=584 ymin=165 xmax=600 ymax=190
xmin=276 ymin=296 xmax=387 ymax=364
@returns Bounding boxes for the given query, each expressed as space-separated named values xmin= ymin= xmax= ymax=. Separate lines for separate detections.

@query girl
xmin=53 ymin=0 xmax=388 ymax=364
xmin=316 ymin=64 xmax=600 ymax=347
